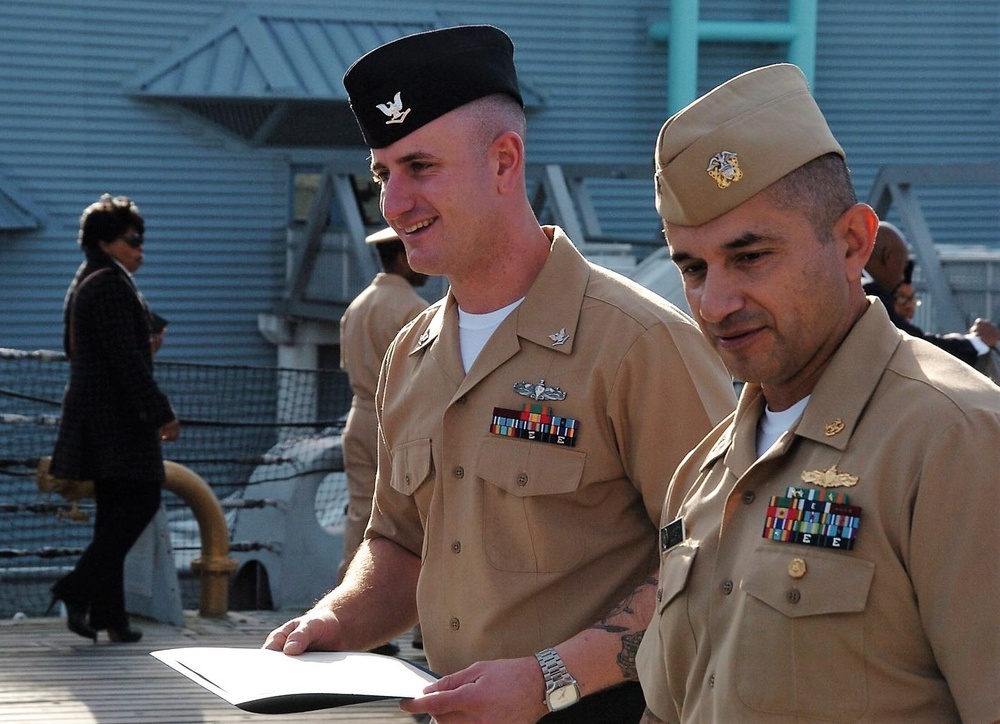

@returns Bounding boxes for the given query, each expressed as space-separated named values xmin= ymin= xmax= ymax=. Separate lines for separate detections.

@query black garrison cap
xmin=343 ymin=25 xmax=523 ymax=149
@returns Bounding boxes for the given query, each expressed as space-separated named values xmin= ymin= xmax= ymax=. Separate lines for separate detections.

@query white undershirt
xmin=756 ymin=395 xmax=810 ymax=457
xmin=458 ymin=298 xmax=524 ymax=372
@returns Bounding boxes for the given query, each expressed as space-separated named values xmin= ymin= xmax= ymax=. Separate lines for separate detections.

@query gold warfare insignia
xmin=513 ymin=379 xmax=567 ymax=401
xmin=824 ymin=418 xmax=845 ymax=436
xmin=800 ymin=465 xmax=859 ymax=489
xmin=707 ymin=151 xmax=743 ymax=189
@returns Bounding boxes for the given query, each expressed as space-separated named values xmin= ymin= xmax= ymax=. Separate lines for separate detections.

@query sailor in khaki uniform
xmin=374 ymin=225 xmax=732 ymax=678
xmin=338 ymin=226 xmax=428 ymax=584
xmin=265 ymin=25 xmax=736 ymax=722
xmin=635 ymin=63 xmax=1000 ymax=723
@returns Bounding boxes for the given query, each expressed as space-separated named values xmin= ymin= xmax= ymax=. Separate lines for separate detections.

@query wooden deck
xmin=0 ymin=610 xmax=427 ymax=723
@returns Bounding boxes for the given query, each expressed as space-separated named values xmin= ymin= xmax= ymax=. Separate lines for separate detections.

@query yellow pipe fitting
xmin=162 ymin=461 xmax=238 ymax=618
xmin=36 ymin=456 xmax=237 ymax=618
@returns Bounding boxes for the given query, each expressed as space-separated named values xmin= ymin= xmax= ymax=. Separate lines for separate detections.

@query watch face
xmin=549 ymin=684 xmax=580 ymax=711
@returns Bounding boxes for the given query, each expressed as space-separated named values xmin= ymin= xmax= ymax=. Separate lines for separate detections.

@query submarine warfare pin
xmin=513 ymin=379 xmax=567 ymax=402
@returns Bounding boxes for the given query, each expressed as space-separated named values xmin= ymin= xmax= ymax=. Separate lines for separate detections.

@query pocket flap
xmin=742 ymin=547 xmax=874 ymax=618
xmin=658 ymin=542 xmax=698 ymax=612
xmin=477 ymin=436 xmax=585 ymax=498
xmin=389 ymin=438 xmax=433 ymax=496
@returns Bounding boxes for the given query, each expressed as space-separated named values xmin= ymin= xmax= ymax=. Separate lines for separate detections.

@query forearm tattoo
xmin=589 ymin=576 xmax=657 ymax=680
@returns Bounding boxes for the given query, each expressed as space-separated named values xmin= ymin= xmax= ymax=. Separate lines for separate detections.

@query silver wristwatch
xmin=534 ymin=647 xmax=581 ymax=712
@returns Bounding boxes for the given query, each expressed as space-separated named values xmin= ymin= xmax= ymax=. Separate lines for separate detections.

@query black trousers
xmin=539 ymin=681 xmax=646 ymax=723
xmin=53 ymin=475 xmax=161 ymax=629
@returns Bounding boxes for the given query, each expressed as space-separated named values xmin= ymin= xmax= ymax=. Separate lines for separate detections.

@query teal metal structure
xmin=649 ymin=0 xmax=818 ymax=113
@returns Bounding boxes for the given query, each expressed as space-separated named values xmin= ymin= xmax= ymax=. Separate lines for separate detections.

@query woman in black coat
xmin=49 ymin=194 xmax=180 ymax=643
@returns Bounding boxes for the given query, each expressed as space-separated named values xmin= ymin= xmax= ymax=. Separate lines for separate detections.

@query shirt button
xmin=721 ymin=579 xmax=734 ymax=595
xmin=457 ymin=395 xmax=467 ymax=404
xmin=787 ymin=558 xmax=807 ymax=579
xmin=450 ymin=617 xmax=461 ymax=631
xmin=742 ymin=491 xmax=755 ymax=504
xmin=454 ymin=466 xmax=465 ymax=479
xmin=517 ymin=473 xmax=528 ymax=486
xmin=451 ymin=541 xmax=461 ymax=554
xmin=787 ymin=588 xmax=801 ymax=604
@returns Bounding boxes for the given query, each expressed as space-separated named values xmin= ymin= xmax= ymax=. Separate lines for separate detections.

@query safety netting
xmin=0 ymin=347 xmax=351 ymax=618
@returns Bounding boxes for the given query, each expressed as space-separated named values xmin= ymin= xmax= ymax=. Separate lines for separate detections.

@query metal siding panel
xmin=0 ymin=1 xmax=284 ymax=365
xmin=816 ymin=0 xmax=1000 ymax=250
xmin=0 ymin=0 xmax=997 ymax=366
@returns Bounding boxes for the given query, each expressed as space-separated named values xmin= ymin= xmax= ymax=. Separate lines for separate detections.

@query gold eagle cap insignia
xmin=707 ymin=150 xmax=743 ymax=189
xmin=800 ymin=465 xmax=859 ymax=488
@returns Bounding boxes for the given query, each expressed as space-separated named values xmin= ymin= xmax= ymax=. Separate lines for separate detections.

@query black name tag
xmin=660 ymin=517 xmax=685 ymax=552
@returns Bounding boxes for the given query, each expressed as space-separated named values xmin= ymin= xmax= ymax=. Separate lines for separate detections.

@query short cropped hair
xmin=766 ymin=153 xmax=857 ymax=243
xmin=78 ymin=194 xmax=144 ymax=252
xmin=466 ymin=93 xmax=527 ymax=151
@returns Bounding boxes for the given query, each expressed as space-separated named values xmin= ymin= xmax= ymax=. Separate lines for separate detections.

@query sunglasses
xmin=120 ymin=233 xmax=144 ymax=248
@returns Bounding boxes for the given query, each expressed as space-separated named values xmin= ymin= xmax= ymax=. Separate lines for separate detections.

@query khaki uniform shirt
xmin=339 ymin=273 xmax=428 ymax=579
xmin=637 ymin=301 xmax=1000 ymax=723
xmin=341 ymin=272 xmax=429 ymax=404
xmin=369 ymin=227 xmax=736 ymax=675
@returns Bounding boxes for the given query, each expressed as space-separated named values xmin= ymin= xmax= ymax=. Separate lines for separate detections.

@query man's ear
xmin=837 ymin=203 xmax=879 ymax=283
xmin=492 ymin=131 xmax=524 ymax=194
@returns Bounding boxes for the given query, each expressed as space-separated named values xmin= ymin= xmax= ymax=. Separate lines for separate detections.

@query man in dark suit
xmin=49 ymin=194 xmax=179 ymax=643
xmin=863 ymin=221 xmax=998 ymax=365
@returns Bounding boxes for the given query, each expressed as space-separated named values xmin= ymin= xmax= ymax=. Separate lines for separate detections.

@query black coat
xmin=49 ymin=254 xmax=174 ymax=482
xmin=864 ymin=280 xmax=978 ymax=366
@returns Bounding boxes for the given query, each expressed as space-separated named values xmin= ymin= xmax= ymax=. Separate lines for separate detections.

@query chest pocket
xmin=736 ymin=547 xmax=874 ymax=721
xmin=477 ymin=436 xmax=587 ymax=572
xmin=389 ymin=438 xmax=433 ymax=497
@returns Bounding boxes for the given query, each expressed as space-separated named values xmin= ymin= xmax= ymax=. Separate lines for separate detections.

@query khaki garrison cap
xmin=654 ymin=63 xmax=844 ymax=227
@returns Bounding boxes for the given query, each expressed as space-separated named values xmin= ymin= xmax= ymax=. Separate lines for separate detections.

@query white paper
xmin=151 ymin=647 xmax=438 ymax=713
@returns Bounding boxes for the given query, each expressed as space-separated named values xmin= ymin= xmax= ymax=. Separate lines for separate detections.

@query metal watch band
xmin=534 ymin=647 xmax=576 ymax=691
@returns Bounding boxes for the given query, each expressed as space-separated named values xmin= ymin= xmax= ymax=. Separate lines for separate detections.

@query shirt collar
xmin=409 ymin=226 xmax=588 ymax=355
xmin=700 ymin=299 xmax=900 ymax=472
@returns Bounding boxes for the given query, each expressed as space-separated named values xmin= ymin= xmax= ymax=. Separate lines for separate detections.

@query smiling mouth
xmin=402 ymin=219 xmax=434 ymax=235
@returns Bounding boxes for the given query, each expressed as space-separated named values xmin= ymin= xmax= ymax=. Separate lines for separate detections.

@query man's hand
xmin=400 ymin=656 xmax=549 ymax=724
xmin=262 ymin=608 xmax=343 ymax=656
xmin=971 ymin=318 xmax=1000 ymax=348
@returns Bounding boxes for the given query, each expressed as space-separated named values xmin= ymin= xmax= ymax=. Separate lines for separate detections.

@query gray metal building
xmin=0 ymin=0 xmax=997 ymax=366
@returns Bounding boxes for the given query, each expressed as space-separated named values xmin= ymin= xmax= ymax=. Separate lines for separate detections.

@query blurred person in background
xmin=338 ymin=225 xmax=428 ymax=655
xmin=48 ymin=193 xmax=179 ymax=644
xmin=891 ymin=260 xmax=919 ymax=322
xmin=865 ymin=221 xmax=999 ymax=365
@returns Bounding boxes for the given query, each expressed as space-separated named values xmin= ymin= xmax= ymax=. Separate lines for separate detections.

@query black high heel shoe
xmin=46 ymin=595 xmax=97 ymax=643
xmin=105 ymin=624 xmax=143 ymax=643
